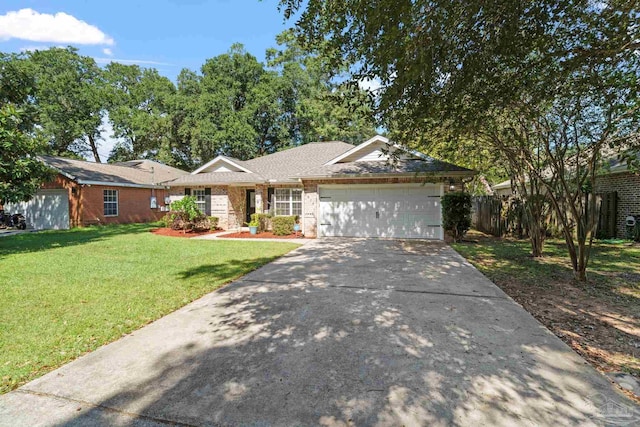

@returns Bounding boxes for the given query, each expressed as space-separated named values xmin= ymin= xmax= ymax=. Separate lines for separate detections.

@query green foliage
xmin=0 ymin=53 xmax=53 ymax=204
xmin=103 ymin=63 xmax=175 ymax=163
xmin=28 ymin=47 xmax=105 ymax=162
xmin=167 ymin=196 xmax=206 ymax=231
xmin=441 ymin=192 xmax=472 ymax=242
xmin=250 ymin=213 xmax=272 ymax=232
xmin=209 ymin=216 xmax=219 ymax=230
xmin=0 ymin=105 xmax=53 ymax=204
xmin=170 ymin=196 xmax=201 ymax=221
xmin=267 ymin=30 xmax=378 ymax=145
xmin=272 ymin=215 xmax=297 ymax=236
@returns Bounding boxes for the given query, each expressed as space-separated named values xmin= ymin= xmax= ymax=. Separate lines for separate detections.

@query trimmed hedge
xmin=442 ymin=192 xmax=472 ymax=242
xmin=272 ymin=215 xmax=297 ymax=236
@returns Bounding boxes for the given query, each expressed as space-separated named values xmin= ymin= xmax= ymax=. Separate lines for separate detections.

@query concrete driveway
xmin=1 ymin=239 xmax=637 ymax=426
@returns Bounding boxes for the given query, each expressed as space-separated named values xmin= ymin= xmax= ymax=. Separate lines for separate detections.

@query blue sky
xmin=0 ymin=0 xmax=293 ymax=81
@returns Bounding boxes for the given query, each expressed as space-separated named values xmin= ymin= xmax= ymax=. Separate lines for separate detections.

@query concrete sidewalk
xmin=1 ymin=239 xmax=638 ymax=426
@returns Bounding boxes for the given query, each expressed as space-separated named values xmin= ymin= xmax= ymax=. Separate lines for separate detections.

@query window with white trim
xmin=274 ymin=188 xmax=302 ymax=216
xmin=192 ymin=189 xmax=206 ymax=213
xmin=103 ymin=189 xmax=118 ymax=216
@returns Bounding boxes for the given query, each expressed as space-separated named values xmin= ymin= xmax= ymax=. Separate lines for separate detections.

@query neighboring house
xmin=165 ymin=135 xmax=475 ymax=239
xmin=492 ymin=157 xmax=640 ymax=238
xmin=594 ymin=157 xmax=640 ymax=238
xmin=4 ymin=156 xmax=187 ymax=229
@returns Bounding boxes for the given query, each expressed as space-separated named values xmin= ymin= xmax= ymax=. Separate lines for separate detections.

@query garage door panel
xmin=4 ymin=189 xmax=69 ymax=230
xmin=319 ymin=185 xmax=442 ymax=239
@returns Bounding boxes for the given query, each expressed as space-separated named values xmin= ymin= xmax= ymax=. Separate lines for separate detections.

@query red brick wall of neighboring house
xmin=595 ymin=172 xmax=640 ymax=238
xmin=80 ymin=185 xmax=169 ymax=226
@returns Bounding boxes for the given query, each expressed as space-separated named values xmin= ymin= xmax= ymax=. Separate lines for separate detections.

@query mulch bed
xmin=150 ymin=228 xmax=223 ymax=238
xmin=221 ymin=231 xmax=305 ymax=239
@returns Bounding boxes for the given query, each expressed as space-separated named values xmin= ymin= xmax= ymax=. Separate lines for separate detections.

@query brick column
xmin=302 ymin=181 xmax=318 ymax=237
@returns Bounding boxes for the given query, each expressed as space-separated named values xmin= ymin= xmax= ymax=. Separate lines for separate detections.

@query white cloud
xmin=358 ymin=76 xmax=382 ymax=92
xmin=94 ymin=57 xmax=173 ymax=66
xmin=102 ymin=47 xmax=113 ymax=56
xmin=0 ymin=8 xmax=114 ymax=45
xmin=19 ymin=45 xmax=62 ymax=52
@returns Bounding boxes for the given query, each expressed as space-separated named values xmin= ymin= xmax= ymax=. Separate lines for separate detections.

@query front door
xmin=245 ymin=189 xmax=256 ymax=224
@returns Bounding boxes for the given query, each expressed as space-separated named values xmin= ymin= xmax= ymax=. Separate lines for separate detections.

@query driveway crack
xmin=14 ymin=389 xmax=198 ymax=427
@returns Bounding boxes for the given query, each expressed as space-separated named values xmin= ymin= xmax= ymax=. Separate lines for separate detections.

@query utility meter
xmin=626 ymin=216 xmax=636 ymax=227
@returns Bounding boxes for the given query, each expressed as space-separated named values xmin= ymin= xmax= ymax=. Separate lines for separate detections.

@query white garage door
xmin=4 ymin=189 xmax=70 ymax=230
xmin=319 ymin=184 xmax=443 ymax=239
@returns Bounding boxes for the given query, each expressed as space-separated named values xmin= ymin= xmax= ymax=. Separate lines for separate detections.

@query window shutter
xmin=184 ymin=188 xmax=191 ymax=196
xmin=204 ymin=188 xmax=212 ymax=216
xmin=267 ymin=188 xmax=274 ymax=214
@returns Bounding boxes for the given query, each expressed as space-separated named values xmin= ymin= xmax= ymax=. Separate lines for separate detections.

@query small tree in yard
xmin=442 ymin=192 xmax=472 ymax=242
xmin=167 ymin=196 xmax=211 ymax=233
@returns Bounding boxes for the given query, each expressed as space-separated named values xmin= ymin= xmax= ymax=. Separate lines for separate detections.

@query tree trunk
xmin=530 ymin=230 xmax=544 ymax=257
xmin=574 ymin=268 xmax=587 ymax=282
xmin=88 ymin=134 xmax=101 ymax=163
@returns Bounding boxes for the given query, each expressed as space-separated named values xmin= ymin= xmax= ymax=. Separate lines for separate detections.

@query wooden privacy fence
xmin=472 ymin=196 xmax=507 ymax=237
xmin=472 ymin=192 xmax=618 ymax=239
xmin=596 ymin=191 xmax=618 ymax=239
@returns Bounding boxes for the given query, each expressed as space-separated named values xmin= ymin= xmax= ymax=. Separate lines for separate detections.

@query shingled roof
xmin=297 ymin=159 xmax=474 ymax=179
xmin=39 ymin=156 xmax=186 ymax=188
xmin=164 ymin=136 xmax=475 ymax=186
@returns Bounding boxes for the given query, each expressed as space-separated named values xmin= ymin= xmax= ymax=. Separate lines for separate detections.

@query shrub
xmin=272 ymin=215 xmax=297 ymax=236
xmin=167 ymin=196 xmax=210 ymax=232
xmin=209 ymin=216 xmax=219 ymax=230
xmin=170 ymin=196 xmax=201 ymax=221
xmin=250 ymin=213 xmax=272 ymax=232
xmin=442 ymin=192 xmax=472 ymax=242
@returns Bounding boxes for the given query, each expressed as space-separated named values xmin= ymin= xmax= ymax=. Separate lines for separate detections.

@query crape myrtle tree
xmin=281 ymin=0 xmax=640 ymax=281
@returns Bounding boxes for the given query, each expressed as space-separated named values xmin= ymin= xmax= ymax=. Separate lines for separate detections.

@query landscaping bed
xmin=151 ymin=227 xmax=224 ymax=238
xmin=222 ymin=231 xmax=305 ymax=239
xmin=452 ymin=230 xmax=640 ymax=402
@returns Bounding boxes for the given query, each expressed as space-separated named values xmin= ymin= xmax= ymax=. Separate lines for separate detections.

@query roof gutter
xmin=297 ymin=170 xmax=477 ymax=180
xmin=77 ymin=180 xmax=168 ymax=189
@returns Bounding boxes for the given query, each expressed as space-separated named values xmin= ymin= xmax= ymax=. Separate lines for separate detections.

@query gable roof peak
xmin=191 ymin=155 xmax=254 ymax=175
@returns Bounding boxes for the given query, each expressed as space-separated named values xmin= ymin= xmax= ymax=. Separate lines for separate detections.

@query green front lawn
xmin=0 ymin=224 xmax=299 ymax=393
xmin=452 ymin=231 xmax=640 ymax=398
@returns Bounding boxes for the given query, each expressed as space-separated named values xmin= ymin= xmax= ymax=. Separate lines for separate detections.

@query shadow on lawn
xmin=0 ymin=223 xmax=153 ymax=259
xmin=178 ymin=257 xmax=283 ymax=282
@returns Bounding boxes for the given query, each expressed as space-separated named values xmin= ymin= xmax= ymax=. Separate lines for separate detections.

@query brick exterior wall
xmin=41 ymin=174 xmax=169 ymax=227
xmin=595 ymin=172 xmax=640 ymax=238
xmin=79 ymin=185 xmax=169 ymax=226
